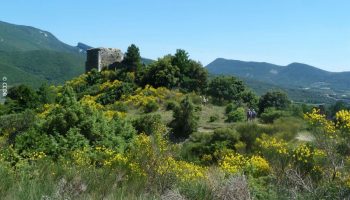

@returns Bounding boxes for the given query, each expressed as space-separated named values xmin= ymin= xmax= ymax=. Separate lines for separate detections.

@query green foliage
xmin=240 ymin=90 xmax=259 ymax=108
xmin=209 ymin=114 xmax=219 ymax=122
xmin=132 ymin=114 xmax=163 ymax=135
xmin=141 ymin=50 xmax=208 ymax=93
xmin=258 ymin=91 xmax=291 ymax=113
xmin=225 ymin=103 xmax=237 ymax=114
xmin=143 ymin=100 xmax=159 ymax=113
xmin=236 ymin=123 xmax=266 ymax=152
xmin=97 ymin=82 xmax=135 ymax=105
xmin=169 ymin=96 xmax=199 ymax=139
xmin=207 ymin=76 xmax=246 ymax=104
xmin=37 ymin=83 xmax=57 ymax=104
xmin=182 ymin=128 xmax=240 ymax=164
xmin=5 ymin=84 xmax=39 ymax=113
xmin=122 ymin=44 xmax=142 ymax=72
xmin=165 ymin=100 xmax=178 ymax=111
xmin=14 ymin=87 xmax=135 ymax=157
xmin=226 ymin=107 xmax=246 ymax=123
xmin=260 ymin=107 xmax=289 ymax=123
xmin=272 ymin=117 xmax=305 ymax=141
xmin=142 ymin=55 xmax=180 ymax=88
xmin=0 ymin=110 xmax=36 ymax=144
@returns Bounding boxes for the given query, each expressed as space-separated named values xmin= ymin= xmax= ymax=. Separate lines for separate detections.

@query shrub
xmin=97 ymin=82 xmax=135 ymax=105
xmin=181 ymin=128 xmax=240 ymax=164
xmin=258 ymin=91 xmax=291 ymax=113
xmin=209 ymin=114 xmax=219 ymax=122
xmin=226 ymin=107 xmax=245 ymax=123
xmin=188 ymin=93 xmax=203 ymax=105
xmin=143 ymin=100 xmax=159 ymax=113
xmin=111 ymin=102 xmax=128 ymax=112
xmin=272 ymin=117 xmax=305 ymax=141
xmin=207 ymin=76 xmax=246 ymax=104
xmin=165 ymin=100 xmax=178 ymax=111
xmin=236 ymin=123 xmax=268 ymax=152
xmin=260 ymin=107 xmax=288 ymax=123
xmin=132 ymin=114 xmax=162 ymax=135
xmin=169 ymin=96 xmax=199 ymax=139
xmin=225 ymin=103 xmax=237 ymax=114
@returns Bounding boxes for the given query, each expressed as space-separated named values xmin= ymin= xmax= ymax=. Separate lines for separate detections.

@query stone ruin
xmin=85 ymin=48 xmax=124 ymax=72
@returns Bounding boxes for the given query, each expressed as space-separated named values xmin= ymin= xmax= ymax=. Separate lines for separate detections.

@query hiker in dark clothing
xmin=247 ymin=109 xmax=252 ymax=121
xmin=252 ymin=109 xmax=257 ymax=120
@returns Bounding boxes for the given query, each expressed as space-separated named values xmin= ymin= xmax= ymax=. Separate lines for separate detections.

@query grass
xmin=125 ymin=103 xmax=230 ymax=134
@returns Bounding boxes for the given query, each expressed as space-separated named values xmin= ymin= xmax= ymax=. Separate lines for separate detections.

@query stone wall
xmin=85 ymin=48 xmax=123 ymax=72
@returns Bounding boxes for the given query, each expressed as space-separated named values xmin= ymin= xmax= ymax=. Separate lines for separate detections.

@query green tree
xmin=207 ymin=76 xmax=246 ymax=104
xmin=169 ymin=96 xmax=199 ymax=139
xmin=123 ymin=44 xmax=142 ymax=72
xmin=37 ymin=83 xmax=56 ymax=104
xmin=143 ymin=55 xmax=180 ymax=88
xmin=172 ymin=49 xmax=208 ymax=92
xmin=240 ymin=90 xmax=259 ymax=108
xmin=258 ymin=91 xmax=291 ymax=113
xmin=5 ymin=84 xmax=39 ymax=112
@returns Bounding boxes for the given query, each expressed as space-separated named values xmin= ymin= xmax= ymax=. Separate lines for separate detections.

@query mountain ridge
xmin=0 ymin=20 xmax=86 ymax=87
xmin=206 ymin=58 xmax=350 ymax=104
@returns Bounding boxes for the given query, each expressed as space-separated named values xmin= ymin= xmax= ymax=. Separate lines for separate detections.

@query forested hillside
xmin=0 ymin=21 xmax=85 ymax=87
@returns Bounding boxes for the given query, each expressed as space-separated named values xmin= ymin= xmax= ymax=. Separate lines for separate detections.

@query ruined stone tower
xmin=85 ymin=48 xmax=123 ymax=72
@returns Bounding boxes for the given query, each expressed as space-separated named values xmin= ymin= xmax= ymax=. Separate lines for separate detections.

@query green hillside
xmin=0 ymin=21 xmax=85 ymax=87
xmin=0 ymin=21 xmax=79 ymax=52
xmin=206 ymin=58 xmax=350 ymax=104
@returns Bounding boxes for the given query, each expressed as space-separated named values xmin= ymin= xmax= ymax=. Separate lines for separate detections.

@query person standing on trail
xmin=247 ymin=108 xmax=252 ymax=121
xmin=252 ymin=109 xmax=257 ymax=120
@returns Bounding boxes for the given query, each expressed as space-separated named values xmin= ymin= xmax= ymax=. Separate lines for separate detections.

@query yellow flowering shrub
xmin=65 ymin=73 xmax=88 ymax=92
xmin=80 ymin=95 xmax=104 ymax=110
xmin=304 ymin=108 xmax=336 ymax=135
xmin=292 ymin=144 xmax=314 ymax=173
xmin=335 ymin=110 xmax=350 ymax=132
xmin=37 ymin=104 xmax=60 ymax=118
xmin=103 ymin=110 xmax=126 ymax=120
xmin=122 ymin=85 xmax=182 ymax=107
xmin=247 ymin=155 xmax=271 ymax=176
xmin=219 ymin=153 xmax=247 ymax=174
xmin=71 ymin=147 xmax=91 ymax=166
xmin=27 ymin=152 xmax=46 ymax=161
xmin=157 ymin=157 xmax=206 ymax=182
xmin=219 ymin=153 xmax=271 ymax=177
xmin=256 ymin=134 xmax=290 ymax=171
xmin=99 ymin=80 xmax=122 ymax=91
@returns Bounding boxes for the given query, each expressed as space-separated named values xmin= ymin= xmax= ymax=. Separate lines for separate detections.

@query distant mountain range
xmin=0 ymin=20 xmax=87 ymax=87
xmin=206 ymin=58 xmax=350 ymax=104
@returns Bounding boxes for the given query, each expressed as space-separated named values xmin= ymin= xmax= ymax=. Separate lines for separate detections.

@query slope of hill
xmin=0 ymin=20 xmax=85 ymax=87
xmin=206 ymin=58 xmax=350 ymax=104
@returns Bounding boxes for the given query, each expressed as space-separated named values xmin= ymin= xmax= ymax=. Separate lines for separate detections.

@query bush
xmin=132 ymin=114 xmax=162 ymax=135
xmin=260 ymin=107 xmax=288 ymax=123
xmin=225 ymin=103 xmax=237 ymax=114
xmin=111 ymin=102 xmax=128 ymax=112
xmin=165 ymin=100 xmax=178 ymax=111
xmin=169 ymin=96 xmax=199 ymax=139
xmin=209 ymin=114 xmax=219 ymax=122
xmin=226 ymin=107 xmax=245 ymax=123
xmin=143 ymin=100 xmax=159 ymax=113
xmin=272 ymin=117 xmax=305 ymax=141
xmin=236 ymin=123 xmax=267 ymax=152
xmin=181 ymin=128 xmax=241 ymax=164
xmin=188 ymin=93 xmax=203 ymax=105
xmin=258 ymin=91 xmax=291 ymax=113
xmin=207 ymin=76 xmax=246 ymax=104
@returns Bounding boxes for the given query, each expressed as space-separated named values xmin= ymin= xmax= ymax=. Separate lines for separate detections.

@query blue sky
xmin=1 ymin=0 xmax=350 ymax=71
